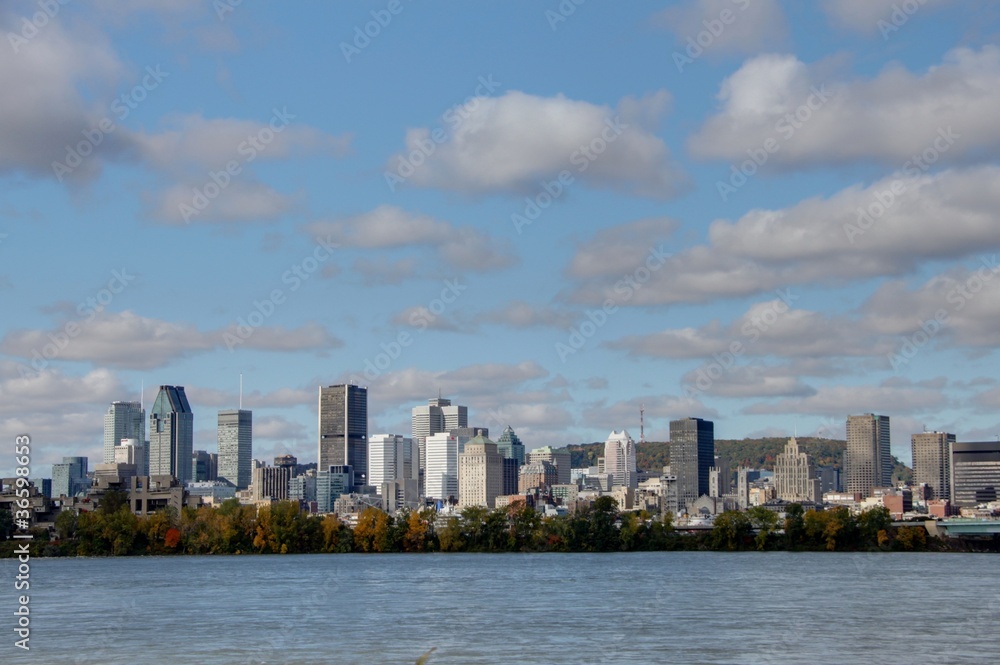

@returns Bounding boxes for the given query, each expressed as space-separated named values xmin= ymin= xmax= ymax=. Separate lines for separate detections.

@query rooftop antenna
xmin=239 ymin=373 xmax=243 ymax=410
xmin=640 ymin=403 xmax=645 ymax=445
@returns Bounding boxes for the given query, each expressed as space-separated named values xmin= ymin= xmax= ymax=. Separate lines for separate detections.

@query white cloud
xmin=821 ymin=0 xmax=954 ymax=34
xmin=742 ymin=379 xmax=948 ymax=416
xmin=386 ymin=90 xmax=684 ymax=198
xmin=566 ymin=217 xmax=677 ymax=279
xmin=482 ymin=301 xmax=577 ymax=329
xmin=690 ymin=47 xmax=1000 ymax=168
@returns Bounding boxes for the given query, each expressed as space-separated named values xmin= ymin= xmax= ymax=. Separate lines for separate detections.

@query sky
xmin=2 ymin=0 xmax=1000 ymax=476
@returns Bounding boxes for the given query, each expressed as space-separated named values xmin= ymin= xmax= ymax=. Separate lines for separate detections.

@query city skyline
xmin=5 ymin=3 xmax=1000 ymax=478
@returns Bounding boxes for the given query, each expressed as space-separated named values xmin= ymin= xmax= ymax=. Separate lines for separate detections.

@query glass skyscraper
xmin=217 ymin=409 xmax=252 ymax=489
xmin=318 ymin=384 xmax=368 ymax=487
xmin=148 ymin=386 xmax=194 ymax=483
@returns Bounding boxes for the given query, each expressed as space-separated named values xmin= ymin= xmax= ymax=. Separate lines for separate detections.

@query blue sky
xmin=3 ymin=0 xmax=1000 ymax=475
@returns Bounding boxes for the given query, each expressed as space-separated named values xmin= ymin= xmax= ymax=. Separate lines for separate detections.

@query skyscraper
xmin=368 ymin=434 xmax=418 ymax=491
xmin=217 ymin=409 xmax=252 ymax=489
xmin=845 ymin=414 xmax=892 ymax=497
xmin=911 ymin=431 xmax=954 ymax=501
xmin=670 ymin=417 xmax=714 ymax=509
xmin=458 ymin=434 xmax=502 ymax=509
xmin=318 ymin=384 xmax=368 ymax=486
xmin=103 ymin=401 xmax=144 ymax=465
xmin=412 ymin=396 xmax=466 ymax=488
xmin=527 ymin=445 xmax=572 ymax=485
xmin=496 ymin=425 xmax=525 ymax=465
xmin=602 ymin=431 xmax=637 ymax=489
xmin=424 ymin=432 xmax=459 ymax=503
xmin=774 ymin=437 xmax=821 ymax=502
xmin=950 ymin=441 xmax=1000 ymax=506
xmin=148 ymin=386 xmax=194 ymax=483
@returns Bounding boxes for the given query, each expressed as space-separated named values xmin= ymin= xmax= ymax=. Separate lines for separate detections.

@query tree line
xmin=1 ymin=492 xmax=939 ymax=557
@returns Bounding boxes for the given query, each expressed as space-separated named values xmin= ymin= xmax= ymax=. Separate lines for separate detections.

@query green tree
xmin=783 ymin=503 xmax=805 ymax=549
xmin=747 ymin=506 xmax=779 ymax=551
xmin=437 ymin=517 xmax=465 ymax=552
xmin=711 ymin=511 xmax=752 ymax=551
xmin=54 ymin=510 xmax=78 ymax=541
xmin=587 ymin=496 xmax=620 ymax=552
xmin=858 ymin=506 xmax=892 ymax=548
xmin=0 ymin=507 xmax=14 ymax=540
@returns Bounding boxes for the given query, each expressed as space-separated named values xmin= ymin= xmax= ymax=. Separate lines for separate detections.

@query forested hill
xmin=564 ymin=437 xmax=911 ymax=482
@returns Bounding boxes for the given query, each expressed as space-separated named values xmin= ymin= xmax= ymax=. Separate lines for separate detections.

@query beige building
xmin=251 ymin=465 xmax=291 ymax=502
xmin=846 ymin=413 xmax=892 ymax=497
xmin=774 ymin=437 xmax=821 ymax=502
xmin=911 ymin=431 xmax=954 ymax=501
xmin=528 ymin=446 xmax=572 ymax=484
xmin=458 ymin=434 xmax=502 ymax=509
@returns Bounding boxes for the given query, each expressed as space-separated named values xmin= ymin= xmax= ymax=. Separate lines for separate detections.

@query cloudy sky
xmin=2 ymin=0 xmax=1000 ymax=475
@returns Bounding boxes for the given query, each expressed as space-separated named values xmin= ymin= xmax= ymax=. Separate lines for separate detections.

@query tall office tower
xmin=911 ymin=431 xmax=955 ymax=501
xmin=670 ymin=417 xmax=715 ymax=509
xmin=368 ymin=434 xmax=419 ymax=492
xmin=115 ymin=438 xmax=146 ymax=477
xmin=458 ymin=434 xmax=502 ymax=509
xmin=709 ymin=455 xmax=731 ymax=498
xmin=527 ymin=446 xmax=572 ymax=485
xmin=496 ymin=426 xmax=525 ymax=465
xmin=318 ymin=384 xmax=368 ymax=487
xmin=251 ymin=465 xmax=291 ymax=502
xmin=412 ymin=397 xmax=466 ymax=488
xmin=501 ymin=457 xmax=520 ymax=495
xmin=149 ymin=386 xmax=194 ymax=483
xmin=774 ymin=437 xmax=821 ymax=502
xmin=191 ymin=450 xmax=219 ymax=482
xmin=425 ymin=432 xmax=459 ymax=502
xmin=950 ymin=441 xmax=1000 ymax=506
xmin=602 ymin=431 xmax=637 ymax=489
xmin=218 ymin=409 xmax=252 ymax=490
xmin=316 ymin=466 xmax=353 ymax=513
xmin=103 ymin=401 xmax=145 ymax=465
xmin=845 ymin=414 xmax=892 ymax=497
xmin=52 ymin=456 xmax=88 ymax=498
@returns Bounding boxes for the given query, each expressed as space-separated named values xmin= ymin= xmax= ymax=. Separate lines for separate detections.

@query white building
xmin=104 ymin=401 xmax=144 ymax=465
xmin=604 ymin=430 xmax=637 ymax=489
xmin=425 ymin=432 xmax=460 ymax=502
xmin=368 ymin=434 xmax=418 ymax=493
xmin=774 ymin=437 xmax=821 ymax=503
xmin=114 ymin=437 xmax=147 ymax=477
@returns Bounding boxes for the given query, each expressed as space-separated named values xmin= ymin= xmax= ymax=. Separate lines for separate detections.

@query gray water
xmin=2 ymin=552 xmax=998 ymax=664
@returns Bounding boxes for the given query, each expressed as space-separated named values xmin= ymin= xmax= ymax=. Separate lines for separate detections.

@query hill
xmin=565 ymin=437 xmax=912 ymax=482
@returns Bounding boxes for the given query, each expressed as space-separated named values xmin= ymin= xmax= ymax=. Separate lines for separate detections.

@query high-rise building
xmin=115 ymin=438 xmax=146 ymax=477
xmin=218 ymin=409 xmax=252 ymax=490
xmin=496 ymin=425 xmax=525 ymax=465
xmin=368 ymin=434 xmax=418 ymax=492
xmin=527 ymin=446 xmax=572 ymax=485
xmin=318 ymin=385 xmax=368 ymax=487
xmin=412 ymin=397 xmax=467 ymax=488
xmin=316 ymin=465 xmax=353 ymax=513
xmin=670 ymin=417 xmax=714 ymax=509
xmin=458 ymin=434 xmax=502 ymax=509
xmin=602 ymin=431 xmax=637 ymax=489
xmin=501 ymin=457 xmax=520 ymax=496
xmin=425 ymin=432 xmax=460 ymax=502
xmin=845 ymin=414 xmax=892 ymax=497
xmin=191 ymin=450 xmax=219 ymax=483
xmin=774 ymin=437 xmax=821 ymax=503
xmin=52 ymin=456 xmax=88 ymax=498
xmin=951 ymin=441 xmax=1000 ymax=506
xmin=518 ymin=460 xmax=558 ymax=493
xmin=289 ymin=473 xmax=317 ymax=503
xmin=251 ymin=465 xmax=291 ymax=502
xmin=149 ymin=386 xmax=194 ymax=484
xmin=911 ymin=431 xmax=954 ymax=501
xmin=274 ymin=454 xmax=298 ymax=474
xmin=103 ymin=401 xmax=145 ymax=465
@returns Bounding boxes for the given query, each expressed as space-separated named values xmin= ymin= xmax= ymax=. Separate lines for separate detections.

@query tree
xmin=54 ymin=510 xmax=78 ymax=541
xmin=783 ymin=503 xmax=805 ymax=549
xmin=402 ymin=510 xmax=431 ymax=552
xmin=711 ymin=511 xmax=752 ymax=551
xmin=747 ymin=506 xmax=779 ymax=551
xmin=321 ymin=514 xmax=353 ymax=553
xmin=0 ymin=507 xmax=14 ymax=540
xmin=353 ymin=507 xmax=392 ymax=553
xmin=588 ymin=496 xmax=620 ymax=552
xmin=98 ymin=490 xmax=129 ymax=516
xmin=437 ymin=517 xmax=464 ymax=552
xmin=858 ymin=506 xmax=892 ymax=548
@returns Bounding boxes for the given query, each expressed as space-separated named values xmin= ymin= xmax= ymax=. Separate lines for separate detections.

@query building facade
xmin=458 ymin=435 xmax=502 ymax=509
xmin=148 ymin=386 xmax=194 ymax=483
xmin=774 ymin=437 xmax=821 ymax=503
xmin=911 ymin=431 xmax=954 ymax=501
xmin=602 ymin=431 xmax=637 ymax=490
xmin=518 ymin=460 xmax=558 ymax=493
xmin=115 ymin=438 xmax=146 ymax=477
xmin=52 ymin=456 xmax=88 ymax=498
xmin=425 ymin=432 xmax=460 ymax=503
xmin=527 ymin=446 xmax=572 ymax=485
xmin=217 ymin=409 xmax=252 ymax=489
xmin=368 ymin=434 xmax=418 ymax=492
xmin=412 ymin=397 xmax=467 ymax=490
xmin=103 ymin=400 xmax=145 ymax=466
xmin=951 ymin=441 xmax=1000 ymax=506
xmin=671 ymin=417 xmax=715 ymax=509
xmin=496 ymin=426 xmax=525 ymax=465
xmin=318 ymin=385 xmax=368 ymax=487
xmin=845 ymin=414 xmax=892 ymax=497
